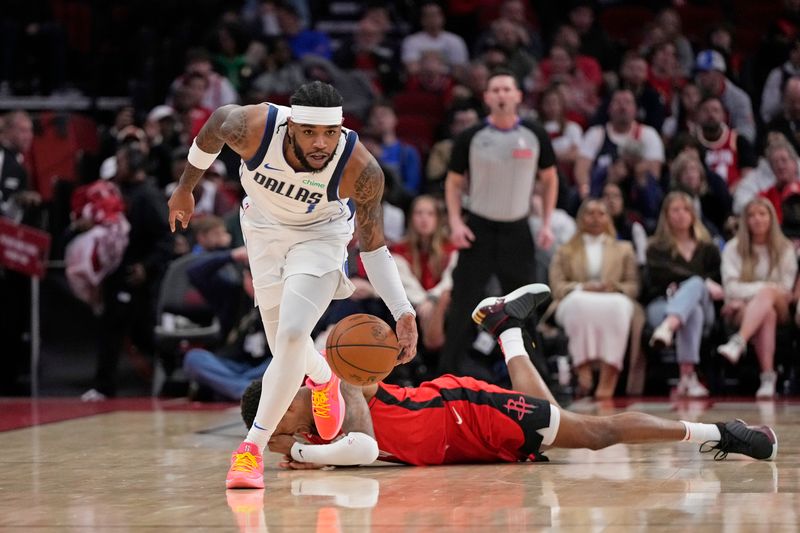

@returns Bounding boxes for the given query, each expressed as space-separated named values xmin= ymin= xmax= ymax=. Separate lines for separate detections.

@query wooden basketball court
xmin=1 ymin=397 xmax=797 ymax=531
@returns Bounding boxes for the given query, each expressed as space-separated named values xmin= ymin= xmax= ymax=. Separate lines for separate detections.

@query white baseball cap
xmin=695 ymin=49 xmax=726 ymax=73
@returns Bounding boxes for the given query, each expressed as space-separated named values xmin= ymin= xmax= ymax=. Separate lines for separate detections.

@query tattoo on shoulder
xmin=221 ymin=109 xmax=248 ymax=150
xmin=354 ymin=160 xmax=385 ymax=251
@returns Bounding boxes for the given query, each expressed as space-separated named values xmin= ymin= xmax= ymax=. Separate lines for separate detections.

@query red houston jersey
xmin=367 ymin=375 xmax=551 ymax=465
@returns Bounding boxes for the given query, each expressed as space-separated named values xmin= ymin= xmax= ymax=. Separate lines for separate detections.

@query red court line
xmin=0 ymin=398 xmax=237 ymax=432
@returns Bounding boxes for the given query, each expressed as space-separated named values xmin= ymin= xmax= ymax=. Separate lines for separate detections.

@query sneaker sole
xmin=471 ymin=284 xmax=552 ymax=325
xmin=226 ymin=477 xmax=265 ymax=489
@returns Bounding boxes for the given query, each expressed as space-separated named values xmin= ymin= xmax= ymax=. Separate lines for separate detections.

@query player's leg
xmin=550 ymin=407 xmax=777 ymax=460
xmin=228 ymin=271 xmax=340 ymax=489
xmin=471 ymin=283 xmax=557 ymax=405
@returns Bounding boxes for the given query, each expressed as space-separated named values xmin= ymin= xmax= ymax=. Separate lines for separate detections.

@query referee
xmin=439 ymin=69 xmax=558 ymax=375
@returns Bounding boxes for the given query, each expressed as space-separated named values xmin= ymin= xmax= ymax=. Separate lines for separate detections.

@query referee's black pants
xmin=438 ymin=213 xmax=536 ymax=376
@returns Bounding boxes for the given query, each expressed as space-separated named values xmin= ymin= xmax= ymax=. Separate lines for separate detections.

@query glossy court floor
xmin=1 ymin=397 xmax=798 ymax=532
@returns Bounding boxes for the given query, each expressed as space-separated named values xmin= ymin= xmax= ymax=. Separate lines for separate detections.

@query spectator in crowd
xmin=574 ymin=88 xmax=665 ymax=200
xmin=401 ymin=1 xmax=469 ymax=77
xmin=544 ymin=24 xmax=603 ymax=90
xmin=403 ymin=50 xmax=455 ymax=102
xmin=0 ymin=111 xmax=38 ymax=223
xmin=692 ymin=96 xmax=756 ymax=191
xmin=0 ymin=111 xmax=38 ymax=395
xmin=589 ymin=141 xmax=664 ymax=232
xmin=758 ymin=136 xmax=800 ymax=224
xmin=547 ymin=199 xmax=640 ymax=399
xmin=476 ymin=17 xmax=537 ymax=86
xmin=172 ymin=72 xmax=213 ymax=141
xmin=538 ymin=44 xmax=599 ymax=125
xmin=707 ymin=23 xmax=743 ymax=84
xmin=693 ymin=49 xmax=756 ymax=144
xmin=645 ymin=192 xmax=723 ymax=398
xmin=82 ymin=143 xmax=173 ymax=401
xmin=567 ymin=1 xmax=617 ymax=72
xmin=474 ymin=0 xmax=543 ymax=60
xmin=670 ymin=151 xmax=733 ymax=239
xmin=426 ymin=106 xmax=480 ymax=195
xmin=249 ymin=37 xmax=305 ymax=100
xmin=367 ymin=101 xmax=423 ymax=194
xmin=183 ymin=256 xmax=271 ymax=401
xmin=662 ymin=82 xmax=702 ymax=141
xmin=170 ymin=49 xmax=238 ymax=111
xmin=763 ymin=78 xmax=800 ymax=156
xmin=651 ymin=8 xmax=694 ymax=77
xmin=602 ymin=182 xmax=647 ymax=265
xmin=594 ymin=52 xmax=666 ymax=132
xmin=144 ymin=105 xmax=181 ymax=189
xmin=333 ymin=16 xmax=402 ymax=96
xmin=98 ymin=106 xmax=135 ymax=162
xmin=390 ymin=195 xmax=457 ymax=352
xmin=275 ymin=2 xmax=332 ymax=60
xmin=717 ymin=197 xmax=798 ymax=398
xmin=761 ymin=38 xmax=800 ymax=124
xmin=648 ymin=41 xmax=687 ymax=120
xmin=211 ymin=21 xmax=250 ymax=93
xmin=538 ymin=84 xmax=583 ymax=180
xmin=190 ymin=215 xmax=233 ymax=254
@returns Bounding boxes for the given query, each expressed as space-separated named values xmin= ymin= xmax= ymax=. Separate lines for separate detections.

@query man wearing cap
xmin=167 ymin=81 xmax=418 ymax=489
xmin=694 ymin=49 xmax=756 ymax=144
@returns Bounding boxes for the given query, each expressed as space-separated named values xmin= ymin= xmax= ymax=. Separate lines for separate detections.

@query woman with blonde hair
xmin=547 ymin=199 xmax=640 ymax=399
xmin=390 ymin=195 xmax=457 ymax=351
xmin=717 ymin=197 xmax=797 ymax=398
xmin=646 ymin=191 xmax=723 ymax=397
xmin=670 ymin=151 xmax=733 ymax=238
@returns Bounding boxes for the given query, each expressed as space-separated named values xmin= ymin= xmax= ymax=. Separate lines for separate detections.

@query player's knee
xmin=275 ymin=321 xmax=309 ymax=349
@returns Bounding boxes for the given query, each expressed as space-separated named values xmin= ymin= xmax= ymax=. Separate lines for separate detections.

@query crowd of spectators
xmin=2 ymin=0 xmax=800 ymax=400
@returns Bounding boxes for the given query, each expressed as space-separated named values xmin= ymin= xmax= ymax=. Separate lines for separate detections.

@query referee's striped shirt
xmin=449 ymin=118 xmax=556 ymax=222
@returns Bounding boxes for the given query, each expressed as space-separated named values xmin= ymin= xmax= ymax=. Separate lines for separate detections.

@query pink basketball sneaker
xmin=306 ymin=372 xmax=346 ymax=441
xmin=226 ymin=441 xmax=264 ymax=489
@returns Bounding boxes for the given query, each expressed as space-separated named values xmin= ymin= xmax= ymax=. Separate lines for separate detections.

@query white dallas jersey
xmin=239 ymin=104 xmax=358 ymax=228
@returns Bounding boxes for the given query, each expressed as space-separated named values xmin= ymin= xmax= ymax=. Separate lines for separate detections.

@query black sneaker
xmin=471 ymin=284 xmax=552 ymax=337
xmin=700 ymin=419 xmax=778 ymax=461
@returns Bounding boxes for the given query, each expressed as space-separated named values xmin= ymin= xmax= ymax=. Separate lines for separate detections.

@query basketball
xmin=325 ymin=314 xmax=400 ymax=386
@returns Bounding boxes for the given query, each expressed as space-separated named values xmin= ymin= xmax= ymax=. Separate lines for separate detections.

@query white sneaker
xmin=717 ymin=334 xmax=746 ymax=364
xmin=677 ymin=373 xmax=709 ymax=398
xmin=649 ymin=322 xmax=674 ymax=348
xmin=756 ymin=371 xmax=777 ymax=399
xmin=80 ymin=388 xmax=107 ymax=402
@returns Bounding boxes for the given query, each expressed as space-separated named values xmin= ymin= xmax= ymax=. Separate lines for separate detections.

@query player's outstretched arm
xmin=342 ymin=146 xmax=418 ymax=363
xmin=167 ymin=104 xmax=254 ymax=231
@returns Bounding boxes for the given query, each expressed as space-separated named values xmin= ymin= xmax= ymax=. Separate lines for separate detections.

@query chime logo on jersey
xmin=251 ymin=171 xmax=323 ymax=206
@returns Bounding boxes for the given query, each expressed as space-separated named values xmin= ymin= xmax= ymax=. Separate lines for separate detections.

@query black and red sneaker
xmin=471 ymin=284 xmax=551 ymax=337
xmin=700 ymin=419 xmax=778 ymax=461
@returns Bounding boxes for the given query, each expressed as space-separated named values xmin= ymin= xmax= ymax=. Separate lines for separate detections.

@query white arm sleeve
xmin=290 ymin=432 xmax=379 ymax=466
xmin=360 ymin=246 xmax=415 ymax=320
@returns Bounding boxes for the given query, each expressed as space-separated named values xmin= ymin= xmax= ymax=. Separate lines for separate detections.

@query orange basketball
xmin=325 ymin=314 xmax=400 ymax=386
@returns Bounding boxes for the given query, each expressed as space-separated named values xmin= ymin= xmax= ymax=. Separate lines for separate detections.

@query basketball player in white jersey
xmin=167 ymin=81 xmax=418 ymax=489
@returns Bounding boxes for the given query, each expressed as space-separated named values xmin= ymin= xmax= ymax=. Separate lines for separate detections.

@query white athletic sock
xmin=499 ymin=328 xmax=527 ymax=364
xmin=680 ymin=421 xmax=722 ymax=444
xmin=306 ymin=346 xmax=332 ymax=385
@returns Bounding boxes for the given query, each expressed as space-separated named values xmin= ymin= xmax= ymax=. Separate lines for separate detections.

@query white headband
xmin=291 ymin=105 xmax=343 ymax=125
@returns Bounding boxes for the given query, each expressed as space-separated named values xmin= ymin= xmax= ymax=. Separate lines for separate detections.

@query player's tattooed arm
xmin=177 ymin=105 xmax=248 ymax=191
xmin=340 ymin=382 xmax=375 ymax=438
xmin=353 ymin=159 xmax=387 ymax=252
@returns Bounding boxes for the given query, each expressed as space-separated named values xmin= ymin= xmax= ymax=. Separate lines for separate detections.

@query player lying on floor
xmin=240 ymin=284 xmax=778 ymax=468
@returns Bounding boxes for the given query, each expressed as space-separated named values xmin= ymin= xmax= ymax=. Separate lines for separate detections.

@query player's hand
xmin=231 ymin=246 xmax=248 ymax=264
xmin=267 ymin=434 xmax=296 ymax=456
xmin=395 ymin=312 xmax=418 ymax=365
xmin=167 ymin=184 xmax=195 ymax=232
xmin=450 ymin=219 xmax=475 ymax=249
xmin=537 ymin=224 xmax=555 ymax=250
xmin=278 ymin=457 xmax=327 ymax=470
